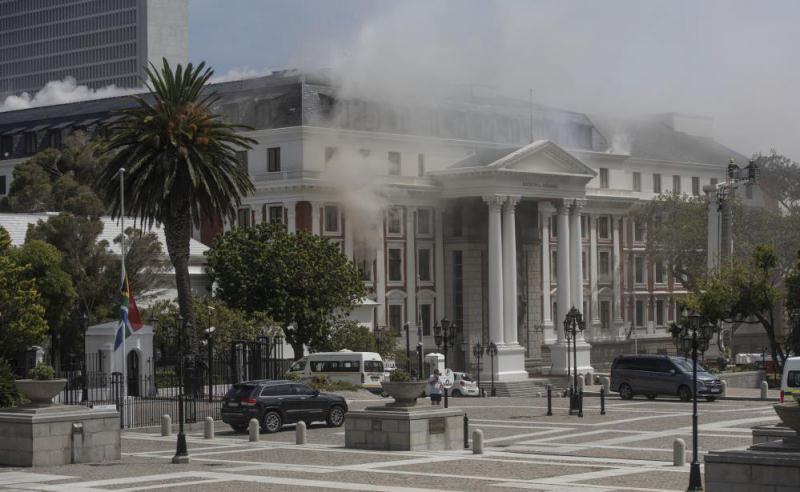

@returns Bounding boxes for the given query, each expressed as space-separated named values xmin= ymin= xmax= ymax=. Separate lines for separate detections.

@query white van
xmin=780 ymin=356 xmax=800 ymax=403
xmin=286 ymin=350 xmax=385 ymax=391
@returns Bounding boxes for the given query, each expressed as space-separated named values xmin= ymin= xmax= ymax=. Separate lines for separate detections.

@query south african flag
xmin=114 ymin=274 xmax=143 ymax=350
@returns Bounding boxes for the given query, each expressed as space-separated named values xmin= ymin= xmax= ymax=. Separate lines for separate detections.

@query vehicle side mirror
xmin=313 ymin=390 xmax=320 ymax=397
xmin=670 ymin=369 xmax=677 ymax=376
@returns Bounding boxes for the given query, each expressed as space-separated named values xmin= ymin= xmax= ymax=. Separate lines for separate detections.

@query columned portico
xmin=484 ymin=195 xmax=505 ymax=347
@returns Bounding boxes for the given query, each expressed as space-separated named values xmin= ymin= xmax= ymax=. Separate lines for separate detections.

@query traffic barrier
xmin=472 ymin=429 xmax=484 ymax=455
xmin=600 ymin=387 xmax=606 ymax=415
xmin=673 ymin=438 xmax=686 ymax=466
xmin=161 ymin=414 xmax=172 ymax=436
xmin=296 ymin=421 xmax=306 ymax=445
xmin=249 ymin=418 xmax=260 ymax=442
xmin=463 ymin=415 xmax=470 ymax=448
xmin=578 ymin=390 xmax=584 ymax=418
xmin=577 ymin=376 xmax=585 ymax=393
xmin=600 ymin=376 xmax=610 ymax=393
xmin=760 ymin=381 xmax=768 ymax=400
xmin=546 ymin=385 xmax=553 ymax=416
xmin=721 ymin=380 xmax=727 ymax=397
xmin=584 ymin=373 xmax=592 ymax=387
xmin=203 ymin=416 xmax=214 ymax=439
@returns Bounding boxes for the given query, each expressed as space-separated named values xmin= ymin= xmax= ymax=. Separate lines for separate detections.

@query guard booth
xmin=423 ymin=353 xmax=445 ymax=379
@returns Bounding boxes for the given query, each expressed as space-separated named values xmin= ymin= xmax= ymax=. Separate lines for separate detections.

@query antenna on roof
xmin=529 ymin=88 xmax=534 ymax=144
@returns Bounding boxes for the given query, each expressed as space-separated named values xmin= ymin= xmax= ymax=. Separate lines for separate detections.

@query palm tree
xmin=98 ymin=59 xmax=255 ymax=352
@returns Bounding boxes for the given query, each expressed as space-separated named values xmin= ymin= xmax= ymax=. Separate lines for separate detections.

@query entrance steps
xmin=479 ymin=379 xmax=550 ymax=397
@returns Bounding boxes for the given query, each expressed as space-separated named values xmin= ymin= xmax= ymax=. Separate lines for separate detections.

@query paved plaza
xmin=0 ymin=394 xmax=779 ymax=491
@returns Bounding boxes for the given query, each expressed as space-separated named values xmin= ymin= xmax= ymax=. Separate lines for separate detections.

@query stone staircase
xmin=479 ymin=379 xmax=550 ymax=398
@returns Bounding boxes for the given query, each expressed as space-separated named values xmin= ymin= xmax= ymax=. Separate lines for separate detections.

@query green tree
xmin=320 ymin=320 xmax=378 ymax=353
xmin=753 ymin=151 xmax=800 ymax=214
xmin=0 ymin=254 xmax=48 ymax=361
xmin=0 ymin=226 xmax=10 ymax=252
xmin=113 ymin=227 xmax=168 ymax=300
xmin=206 ymin=223 xmax=367 ymax=360
xmin=97 ymin=59 xmax=256 ymax=354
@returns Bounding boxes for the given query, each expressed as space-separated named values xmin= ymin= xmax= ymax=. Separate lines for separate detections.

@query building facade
xmin=0 ymin=72 xmax=762 ymax=380
xmin=0 ymin=0 xmax=188 ymax=98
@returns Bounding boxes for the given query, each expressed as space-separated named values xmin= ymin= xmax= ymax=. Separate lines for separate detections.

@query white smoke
xmin=209 ymin=66 xmax=273 ymax=84
xmin=0 ymin=77 xmax=142 ymax=113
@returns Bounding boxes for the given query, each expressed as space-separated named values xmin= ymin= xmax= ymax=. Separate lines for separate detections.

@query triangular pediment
xmin=488 ymin=140 xmax=596 ymax=177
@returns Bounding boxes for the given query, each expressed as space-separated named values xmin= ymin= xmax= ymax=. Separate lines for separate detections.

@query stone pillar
xmin=311 ymin=201 xmax=321 ymax=235
xmin=612 ymin=215 xmax=624 ymax=329
xmin=555 ymin=200 xmax=571 ymax=341
xmin=569 ymin=199 xmax=585 ymax=320
xmin=502 ymin=196 xmax=520 ymax=345
xmin=539 ymin=202 xmax=554 ymax=343
xmin=434 ymin=205 xmax=446 ymax=321
xmin=589 ymin=214 xmax=600 ymax=339
xmin=484 ymin=195 xmax=505 ymax=345
xmin=376 ymin=214 xmax=386 ymax=327
xmin=405 ymin=206 xmax=417 ymax=335
xmin=285 ymin=201 xmax=297 ymax=234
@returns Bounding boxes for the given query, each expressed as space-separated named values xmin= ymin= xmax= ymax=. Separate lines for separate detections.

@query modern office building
xmin=0 ymin=72 xmax=764 ymax=390
xmin=0 ymin=0 xmax=188 ymax=98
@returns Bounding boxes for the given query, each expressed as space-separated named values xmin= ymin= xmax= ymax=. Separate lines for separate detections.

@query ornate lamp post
xmin=670 ymin=310 xmax=715 ymax=491
xmin=172 ymin=314 xmax=189 ymax=464
xmin=563 ymin=306 xmax=585 ymax=415
xmin=403 ymin=323 xmax=411 ymax=372
xmin=204 ymin=305 xmax=215 ymax=403
xmin=416 ymin=342 xmax=424 ymax=379
xmin=81 ymin=311 xmax=89 ymax=403
xmin=433 ymin=318 xmax=457 ymax=368
xmin=473 ymin=342 xmax=484 ymax=397
xmin=487 ymin=342 xmax=497 ymax=397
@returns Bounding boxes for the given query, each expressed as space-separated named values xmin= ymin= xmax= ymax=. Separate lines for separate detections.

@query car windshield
xmin=459 ymin=374 xmax=475 ymax=382
xmin=227 ymin=384 xmax=255 ymax=399
xmin=671 ymin=357 xmax=710 ymax=374
xmin=364 ymin=361 xmax=384 ymax=373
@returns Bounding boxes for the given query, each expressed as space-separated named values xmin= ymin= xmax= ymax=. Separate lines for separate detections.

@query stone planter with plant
xmin=14 ymin=363 xmax=67 ymax=406
xmin=380 ymin=369 xmax=427 ymax=408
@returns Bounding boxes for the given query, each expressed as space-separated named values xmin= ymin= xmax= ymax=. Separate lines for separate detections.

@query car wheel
xmin=326 ymin=405 xmax=346 ymax=427
xmin=678 ymin=385 xmax=692 ymax=402
xmin=619 ymin=383 xmax=633 ymax=400
xmin=452 ymin=390 xmax=462 ymax=397
xmin=262 ymin=411 xmax=283 ymax=433
xmin=230 ymin=424 xmax=248 ymax=433
xmin=705 ymin=396 xmax=717 ymax=402
xmin=646 ymin=394 xmax=657 ymax=400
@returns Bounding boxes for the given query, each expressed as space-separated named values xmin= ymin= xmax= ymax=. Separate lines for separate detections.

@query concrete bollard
xmin=472 ymin=429 xmax=484 ymax=455
xmin=673 ymin=438 xmax=686 ymax=466
xmin=161 ymin=414 xmax=172 ymax=436
xmin=585 ymin=372 xmax=592 ymax=387
xmin=249 ymin=418 xmax=260 ymax=442
xmin=761 ymin=381 xmax=768 ymax=400
xmin=577 ymin=376 xmax=585 ymax=392
xmin=296 ymin=421 xmax=307 ymax=445
xmin=600 ymin=376 xmax=610 ymax=393
xmin=203 ymin=416 xmax=214 ymax=439
xmin=721 ymin=380 xmax=727 ymax=397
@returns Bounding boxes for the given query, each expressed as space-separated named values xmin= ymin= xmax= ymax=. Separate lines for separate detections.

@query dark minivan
xmin=610 ymin=355 xmax=722 ymax=402
xmin=221 ymin=380 xmax=348 ymax=433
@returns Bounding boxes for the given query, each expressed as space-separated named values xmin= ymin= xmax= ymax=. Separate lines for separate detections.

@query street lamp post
xmin=172 ymin=314 xmax=189 ymax=464
xmin=416 ymin=342 xmax=424 ymax=380
xmin=403 ymin=323 xmax=411 ymax=373
xmin=563 ymin=306 xmax=586 ymax=415
xmin=670 ymin=310 xmax=714 ymax=491
xmin=433 ymin=318 xmax=456 ymax=369
xmin=472 ymin=342 xmax=484 ymax=397
xmin=205 ymin=306 xmax=215 ymax=403
xmin=487 ymin=342 xmax=497 ymax=397
xmin=81 ymin=311 xmax=89 ymax=403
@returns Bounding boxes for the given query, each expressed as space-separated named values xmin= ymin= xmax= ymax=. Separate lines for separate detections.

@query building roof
xmin=0 ymin=212 xmax=208 ymax=259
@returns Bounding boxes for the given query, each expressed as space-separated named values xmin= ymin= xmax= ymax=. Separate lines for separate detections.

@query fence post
xmin=463 ymin=415 xmax=469 ymax=449
xmin=161 ymin=414 xmax=172 ymax=436
xmin=600 ymin=387 xmax=606 ymax=415
xmin=472 ymin=429 xmax=484 ymax=455
xmin=578 ymin=390 xmax=584 ymax=418
xmin=204 ymin=416 xmax=214 ymax=439
xmin=112 ymin=372 xmax=123 ymax=429
xmin=546 ymin=385 xmax=553 ymax=416
xmin=249 ymin=418 xmax=260 ymax=442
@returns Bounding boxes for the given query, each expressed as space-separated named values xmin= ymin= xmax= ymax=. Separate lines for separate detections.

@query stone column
xmin=612 ymin=215 xmax=624 ymax=329
xmin=311 ymin=201 xmax=322 ymax=236
xmin=375 ymin=214 xmax=386 ymax=327
xmin=484 ymin=195 xmax=505 ymax=345
xmin=570 ymin=199 xmax=586 ymax=341
xmin=502 ymin=196 xmax=520 ymax=345
xmin=405 ymin=207 xmax=417 ymax=334
xmin=555 ymin=200 xmax=571 ymax=342
xmin=539 ymin=202 xmax=554 ymax=343
xmin=434 ymin=205 xmax=446 ymax=321
xmin=589 ymin=214 xmax=600 ymax=339
xmin=343 ymin=207 xmax=353 ymax=259
xmin=285 ymin=201 xmax=297 ymax=234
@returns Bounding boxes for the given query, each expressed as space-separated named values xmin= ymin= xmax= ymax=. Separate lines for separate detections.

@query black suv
xmin=221 ymin=380 xmax=348 ymax=433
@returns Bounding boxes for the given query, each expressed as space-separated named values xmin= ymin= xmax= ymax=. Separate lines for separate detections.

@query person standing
xmin=429 ymin=369 xmax=443 ymax=406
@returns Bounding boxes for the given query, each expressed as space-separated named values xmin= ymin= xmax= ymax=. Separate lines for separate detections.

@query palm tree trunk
xmin=163 ymin=211 xmax=197 ymax=356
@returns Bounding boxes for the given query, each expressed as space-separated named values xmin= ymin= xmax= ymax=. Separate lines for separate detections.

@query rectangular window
xmin=269 ymin=205 xmax=283 ymax=224
xmin=237 ymin=207 xmax=251 ymax=229
xmin=24 ymin=132 xmax=36 ymax=154
xmin=599 ymin=168 xmax=609 ymax=188
xmin=581 ymin=216 xmax=587 ymax=238
xmin=417 ymin=208 xmax=432 ymax=235
xmin=0 ymin=136 xmax=12 ymax=158
xmin=582 ymin=251 xmax=588 ymax=280
xmin=0 ymin=175 xmax=6 ymax=195
xmin=418 ymin=153 xmax=425 ymax=177
xmin=653 ymin=173 xmax=661 ymax=193
xmin=235 ymin=150 xmax=248 ymax=173
xmin=656 ymin=300 xmax=665 ymax=326
xmin=48 ymin=130 xmax=61 ymax=149
xmin=633 ymin=172 xmax=642 ymax=192
xmin=451 ymin=207 xmax=463 ymax=237
xmin=672 ymin=175 xmax=681 ymax=194
xmin=634 ymin=256 xmax=644 ymax=284
xmin=711 ymin=178 xmax=718 ymax=187
xmin=692 ymin=177 xmax=700 ymax=196
xmin=388 ymin=248 xmax=403 ymax=282
xmin=388 ymin=304 xmax=403 ymax=332
xmin=655 ymin=261 xmax=665 ymax=284
xmin=388 ymin=151 xmax=401 ymax=175
xmin=420 ymin=304 xmax=432 ymax=336
xmin=418 ymin=248 xmax=432 ymax=282
xmin=635 ymin=300 xmax=644 ymax=327
xmin=324 ymin=205 xmax=340 ymax=233
xmin=551 ymin=251 xmax=558 ymax=281
xmin=599 ymin=251 xmax=610 ymax=276
xmin=551 ymin=215 xmax=558 ymax=238
xmin=598 ymin=216 xmax=610 ymax=239
xmin=634 ymin=220 xmax=644 ymax=242
xmin=267 ymin=147 xmax=281 ymax=172
xmin=453 ymin=250 xmax=463 ymax=329
xmin=387 ymin=207 xmax=403 ymax=235
xmin=600 ymin=301 xmax=610 ymax=330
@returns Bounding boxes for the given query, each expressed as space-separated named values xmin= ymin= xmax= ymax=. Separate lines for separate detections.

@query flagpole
xmin=119 ymin=168 xmax=127 ymax=399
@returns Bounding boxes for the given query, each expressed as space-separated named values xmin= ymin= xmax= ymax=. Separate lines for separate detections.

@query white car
xmin=424 ymin=371 xmax=480 ymax=397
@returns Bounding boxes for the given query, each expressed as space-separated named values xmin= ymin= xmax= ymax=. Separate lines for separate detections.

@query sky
xmin=188 ymin=0 xmax=800 ymax=161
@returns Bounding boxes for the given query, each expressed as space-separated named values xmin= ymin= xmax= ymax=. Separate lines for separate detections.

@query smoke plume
xmin=0 ymin=77 xmax=142 ymax=113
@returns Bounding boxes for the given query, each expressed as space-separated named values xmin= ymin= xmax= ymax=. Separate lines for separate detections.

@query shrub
xmin=0 ymin=359 xmax=21 ymax=407
xmin=306 ymin=379 xmax=361 ymax=392
xmin=389 ymin=369 xmax=411 ymax=382
xmin=28 ymin=362 xmax=55 ymax=381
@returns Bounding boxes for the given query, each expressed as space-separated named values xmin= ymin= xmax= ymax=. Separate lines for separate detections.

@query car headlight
xmin=696 ymin=381 xmax=707 ymax=388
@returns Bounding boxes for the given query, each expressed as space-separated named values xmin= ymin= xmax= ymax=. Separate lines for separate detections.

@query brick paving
xmin=0 ymin=394 xmax=780 ymax=491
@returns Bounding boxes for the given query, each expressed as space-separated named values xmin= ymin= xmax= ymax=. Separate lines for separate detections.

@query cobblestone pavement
xmin=0 ymin=394 xmax=779 ymax=491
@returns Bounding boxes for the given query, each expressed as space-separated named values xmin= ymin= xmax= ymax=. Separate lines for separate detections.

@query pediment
xmin=489 ymin=140 xmax=596 ymax=177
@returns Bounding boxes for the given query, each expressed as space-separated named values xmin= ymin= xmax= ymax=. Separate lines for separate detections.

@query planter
xmin=773 ymin=403 xmax=800 ymax=433
xmin=381 ymin=381 xmax=428 ymax=407
xmin=14 ymin=379 xmax=67 ymax=405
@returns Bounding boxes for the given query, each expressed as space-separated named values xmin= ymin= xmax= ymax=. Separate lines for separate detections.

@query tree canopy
xmin=206 ymin=223 xmax=367 ymax=359
xmin=0 ymin=251 xmax=48 ymax=361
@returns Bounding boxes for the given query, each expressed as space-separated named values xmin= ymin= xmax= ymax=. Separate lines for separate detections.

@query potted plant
xmin=14 ymin=363 xmax=67 ymax=405
xmin=380 ymin=369 xmax=427 ymax=407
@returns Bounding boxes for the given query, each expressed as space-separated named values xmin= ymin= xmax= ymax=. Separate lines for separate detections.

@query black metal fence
xmin=52 ymin=337 xmax=292 ymax=429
